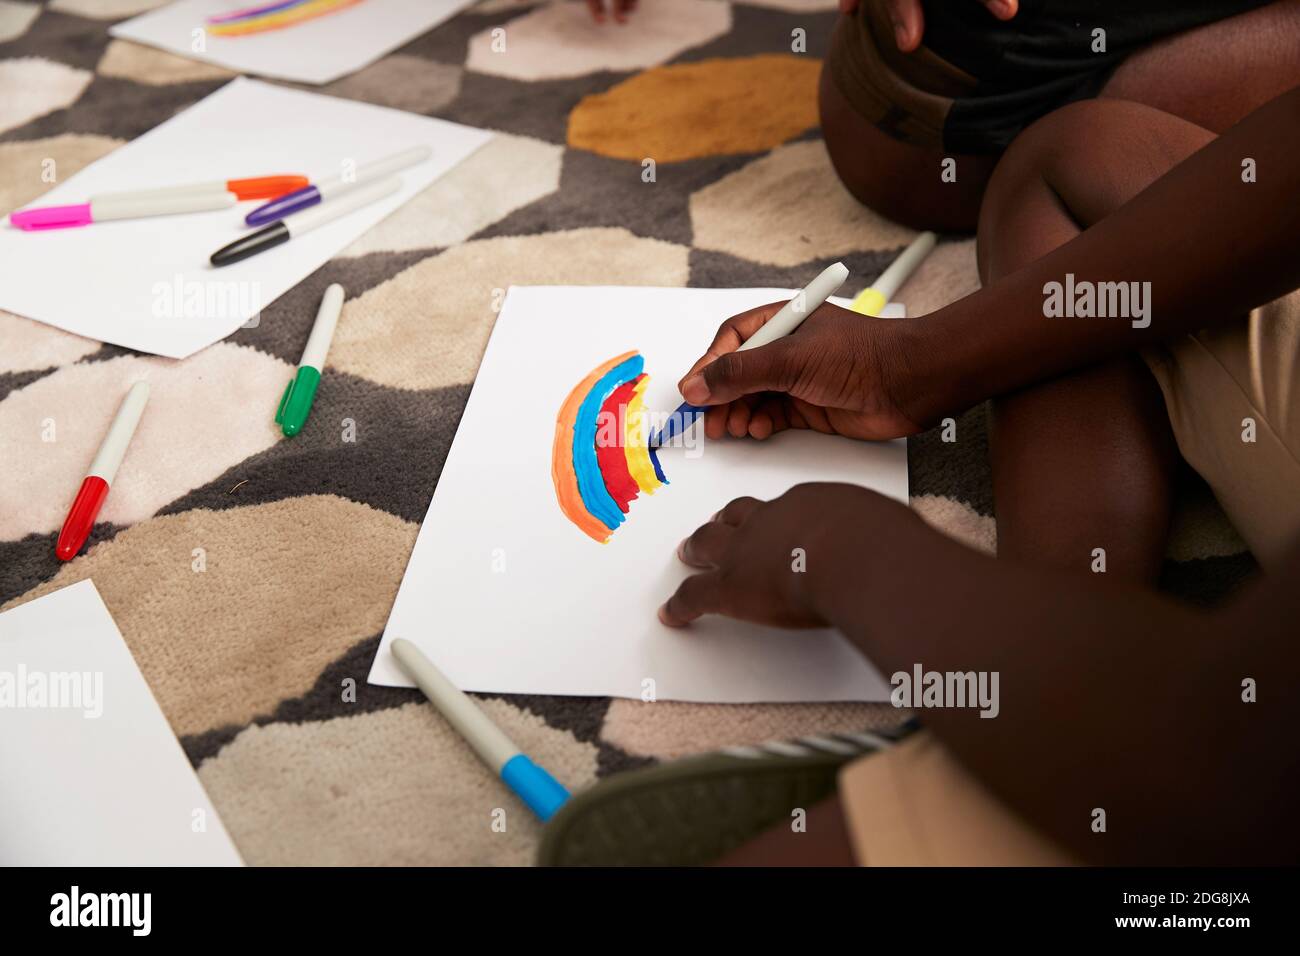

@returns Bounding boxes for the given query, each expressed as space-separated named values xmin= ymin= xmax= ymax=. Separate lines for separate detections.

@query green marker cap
xmin=275 ymin=365 xmax=321 ymax=437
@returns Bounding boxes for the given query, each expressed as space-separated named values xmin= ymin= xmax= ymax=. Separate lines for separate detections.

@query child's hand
xmin=657 ymin=483 xmax=902 ymax=628
xmin=879 ymin=0 xmax=1019 ymax=53
xmin=586 ymin=0 xmax=637 ymax=23
xmin=677 ymin=301 xmax=927 ymax=442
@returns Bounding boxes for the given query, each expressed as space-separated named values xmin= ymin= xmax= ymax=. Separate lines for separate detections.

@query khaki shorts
xmin=839 ymin=732 xmax=1075 ymax=866
xmin=1143 ymin=294 xmax=1300 ymax=571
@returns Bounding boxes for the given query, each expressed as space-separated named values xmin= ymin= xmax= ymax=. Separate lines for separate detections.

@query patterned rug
xmin=0 ymin=0 xmax=1258 ymax=865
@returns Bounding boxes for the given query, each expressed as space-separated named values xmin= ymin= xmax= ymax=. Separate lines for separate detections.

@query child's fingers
xmin=726 ymin=400 xmax=752 ymax=438
xmin=792 ymin=398 xmax=834 ymax=434
xmin=677 ymin=520 xmax=734 ymax=569
xmin=982 ymin=0 xmax=1018 ymax=20
xmin=882 ymin=0 xmax=923 ymax=51
xmin=679 ymin=302 xmax=786 ymax=392
xmin=715 ymin=495 xmax=763 ymax=526
xmin=748 ymin=406 xmax=774 ymax=440
xmin=585 ymin=0 xmax=606 ymax=22
xmin=749 ymin=396 xmax=789 ymax=439
xmin=658 ymin=571 xmax=724 ymax=627
xmin=767 ymin=399 xmax=791 ymax=434
xmin=704 ymin=404 xmax=730 ymax=440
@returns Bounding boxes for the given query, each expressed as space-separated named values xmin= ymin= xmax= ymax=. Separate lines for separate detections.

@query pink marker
xmin=10 ymin=191 xmax=237 ymax=232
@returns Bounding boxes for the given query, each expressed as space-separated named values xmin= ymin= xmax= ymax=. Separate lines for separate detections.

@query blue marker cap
xmin=500 ymin=754 xmax=570 ymax=821
xmin=245 ymin=184 xmax=322 ymax=227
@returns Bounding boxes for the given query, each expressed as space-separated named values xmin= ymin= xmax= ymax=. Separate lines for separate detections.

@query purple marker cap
xmin=10 ymin=203 xmax=94 ymax=231
xmin=244 ymin=185 xmax=322 ymax=227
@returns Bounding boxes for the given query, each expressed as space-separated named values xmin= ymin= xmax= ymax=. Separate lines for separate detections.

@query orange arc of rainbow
xmin=551 ymin=351 xmax=639 ymax=543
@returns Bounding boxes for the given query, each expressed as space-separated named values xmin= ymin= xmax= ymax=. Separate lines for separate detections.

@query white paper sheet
xmin=0 ymin=580 xmax=243 ymax=865
xmin=111 ymin=0 xmax=476 ymax=85
xmin=0 ymin=77 xmax=491 ymax=358
xmin=368 ymin=286 xmax=909 ymax=703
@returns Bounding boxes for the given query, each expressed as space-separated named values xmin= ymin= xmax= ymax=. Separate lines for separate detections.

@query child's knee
xmin=977 ymin=99 xmax=1211 ymax=281
xmin=984 ymin=99 xmax=1211 ymax=233
xmin=818 ymin=63 xmax=994 ymax=232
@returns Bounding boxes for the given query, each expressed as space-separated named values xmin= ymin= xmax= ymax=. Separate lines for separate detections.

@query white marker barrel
xmin=391 ymin=639 xmax=519 ymax=773
xmin=739 ymin=261 xmax=850 ymax=352
xmin=300 ymin=283 xmax=344 ymax=370
xmin=318 ymin=146 xmax=432 ymax=200
xmin=90 ymin=192 xmax=236 ymax=221
xmin=96 ymin=182 xmax=232 ymax=204
xmin=88 ymin=381 xmax=150 ymax=485
xmin=872 ymin=231 xmax=936 ymax=301
xmin=286 ymin=177 xmax=401 ymax=238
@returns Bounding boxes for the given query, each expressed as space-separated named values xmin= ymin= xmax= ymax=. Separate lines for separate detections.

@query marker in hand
xmin=651 ymin=261 xmax=849 ymax=447
xmin=56 ymin=381 xmax=150 ymax=561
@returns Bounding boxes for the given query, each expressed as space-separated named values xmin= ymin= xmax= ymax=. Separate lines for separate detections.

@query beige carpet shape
xmin=95 ymin=38 xmax=235 ymax=86
xmin=0 ymin=132 xmax=122 ymax=216
xmin=912 ymin=494 xmax=997 ymax=555
xmin=5 ymin=495 xmax=419 ymax=738
xmin=0 ymin=344 xmax=288 ymax=539
xmin=0 ymin=57 xmax=94 ymax=135
xmin=342 ymin=131 xmax=562 ymax=256
xmin=329 ymin=227 xmax=690 ymax=390
xmin=48 ymin=0 xmax=165 ymax=17
xmin=0 ymin=1 xmax=38 ymax=44
xmin=0 ymin=311 xmax=103 ymax=374
xmin=690 ymin=139 xmax=916 ymax=267
xmin=602 ymin=699 xmax=906 ymax=760
xmin=894 ymin=237 xmax=980 ymax=317
xmin=199 ymin=700 xmax=600 ymax=865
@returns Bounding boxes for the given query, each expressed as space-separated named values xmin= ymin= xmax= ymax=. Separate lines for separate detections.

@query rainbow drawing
xmin=206 ymin=0 xmax=364 ymax=37
xmin=552 ymin=351 xmax=668 ymax=543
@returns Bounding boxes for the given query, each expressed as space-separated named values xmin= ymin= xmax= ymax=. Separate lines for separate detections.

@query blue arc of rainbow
xmin=552 ymin=351 xmax=667 ymax=543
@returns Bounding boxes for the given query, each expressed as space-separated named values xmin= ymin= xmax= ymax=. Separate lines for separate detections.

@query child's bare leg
xmin=1100 ymin=0 xmax=1300 ymax=132
xmin=988 ymin=357 xmax=1178 ymax=582
xmin=818 ymin=67 xmax=996 ymax=232
xmin=978 ymin=99 xmax=1215 ymax=582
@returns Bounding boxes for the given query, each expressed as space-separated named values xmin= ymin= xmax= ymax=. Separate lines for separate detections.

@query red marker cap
xmin=55 ymin=382 xmax=150 ymax=562
xmin=55 ymin=477 xmax=109 ymax=561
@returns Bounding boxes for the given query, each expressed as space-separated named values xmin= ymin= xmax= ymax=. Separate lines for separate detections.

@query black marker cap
xmin=210 ymin=221 xmax=290 ymax=267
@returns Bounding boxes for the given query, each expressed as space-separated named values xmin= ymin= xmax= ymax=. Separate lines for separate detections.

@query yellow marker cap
xmin=849 ymin=287 xmax=887 ymax=316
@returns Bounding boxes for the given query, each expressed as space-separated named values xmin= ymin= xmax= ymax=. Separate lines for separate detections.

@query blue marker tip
xmin=500 ymin=754 xmax=570 ymax=821
xmin=650 ymin=401 xmax=705 ymax=448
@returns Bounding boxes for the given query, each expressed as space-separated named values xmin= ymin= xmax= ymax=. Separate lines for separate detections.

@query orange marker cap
xmin=227 ymin=175 xmax=310 ymax=200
